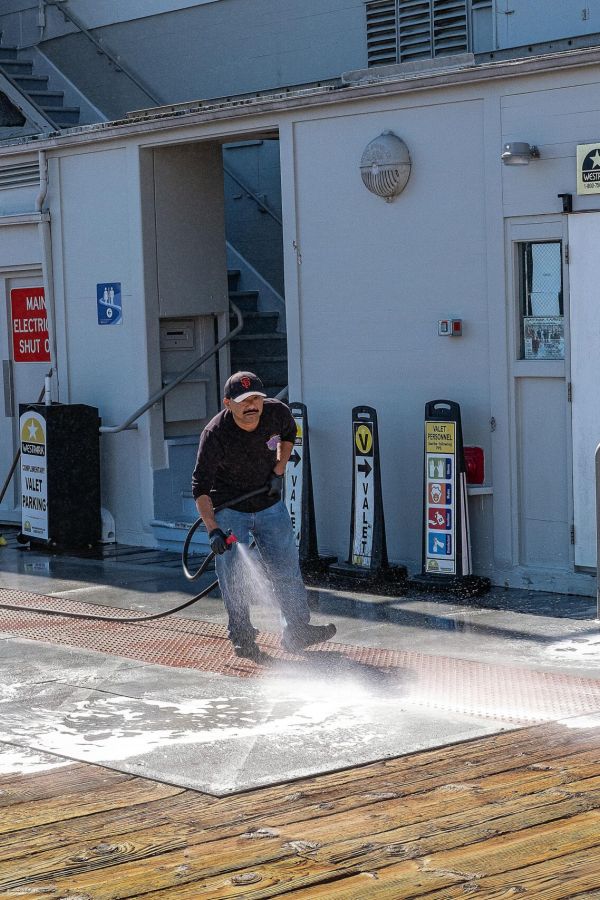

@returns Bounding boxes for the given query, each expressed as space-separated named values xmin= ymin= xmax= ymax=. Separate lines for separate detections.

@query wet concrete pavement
xmin=0 ymin=533 xmax=599 ymax=794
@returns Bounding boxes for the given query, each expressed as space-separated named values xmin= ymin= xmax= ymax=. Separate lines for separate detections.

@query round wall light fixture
xmin=501 ymin=142 xmax=540 ymax=165
xmin=360 ymin=131 xmax=411 ymax=202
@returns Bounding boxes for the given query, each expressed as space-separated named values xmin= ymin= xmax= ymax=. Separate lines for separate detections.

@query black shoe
xmin=232 ymin=639 xmax=262 ymax=662
xmin=282 ymin=623 xmax=337 ymax=653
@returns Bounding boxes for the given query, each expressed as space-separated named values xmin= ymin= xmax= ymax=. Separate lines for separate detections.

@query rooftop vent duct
xmin=360 ymin=131 xmax=411 ymax=201
xmin=0 ymin=161 xmax=40 ymax=189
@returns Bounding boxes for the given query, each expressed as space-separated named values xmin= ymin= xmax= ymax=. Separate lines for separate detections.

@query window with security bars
xmin=366 ymin=0 xmax=489 ymax=67
xmin=518 ymin=241 xmax=564 ymax=361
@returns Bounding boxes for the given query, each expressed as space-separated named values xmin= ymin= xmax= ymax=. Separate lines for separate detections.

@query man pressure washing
xmin=192 ymin=371 xmax=336 ymax=660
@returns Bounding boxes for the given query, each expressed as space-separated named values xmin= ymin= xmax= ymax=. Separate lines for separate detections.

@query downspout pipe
xmin=36 ymin=150 xmax=59 ymax=398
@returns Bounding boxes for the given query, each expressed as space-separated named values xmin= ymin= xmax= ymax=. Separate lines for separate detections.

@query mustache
xmin=243 ymin=408 xmax=259 ymax=415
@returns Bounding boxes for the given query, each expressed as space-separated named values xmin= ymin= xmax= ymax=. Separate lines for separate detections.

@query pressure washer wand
xmin=181 ymin=486 xmax=269 ymax=581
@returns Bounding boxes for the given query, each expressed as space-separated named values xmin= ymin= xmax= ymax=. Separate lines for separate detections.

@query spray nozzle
xmin=225 ymin=531 xmax=238 ymax=546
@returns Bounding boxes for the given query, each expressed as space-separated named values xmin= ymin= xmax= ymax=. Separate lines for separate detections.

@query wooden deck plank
xmin=8 ymin=766 xmax=600 ymax=896
xmin=423 ymin=844 xmax=600 ymax=899
xmin=0 ymin=763 xmax=133 ymax=807
xmin=5 ymin=784 xmax=595 ymax=896
xmin=271 ymin=845 xmax=600 ymax=899
xmin=141 ymin=857 xmax=463 ymax=899
xmin=0 ymin=822 xmax=197 ymax=892
xmin=0 ymin=759 xmax=85 ymax=787
xmin=13 ymin=759 xmax=598 ymax=885
xmin=0 ymin=778 xmax=184 ymax=834
xmin=0 ymin=793 xmax=209 ymax=864
xmin=1 ymin=721 xmax=599 ymax=898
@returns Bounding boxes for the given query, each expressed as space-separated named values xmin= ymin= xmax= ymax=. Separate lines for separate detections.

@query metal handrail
xmin=0 ymin=371 xmax=52 ymax=506
xmin=224 ymin=165 xmax=283 ymax=227
xmin=99 ymin=303 xmax=243 ymax=434
xmin=45 ymin=1 xmax=161 ymax=106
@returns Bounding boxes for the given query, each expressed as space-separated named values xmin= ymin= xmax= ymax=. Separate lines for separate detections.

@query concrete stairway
xmin=0 ymin=46 xmax=81 ymax=128
xmin=228 ymin=270 xmax=287 ymax=396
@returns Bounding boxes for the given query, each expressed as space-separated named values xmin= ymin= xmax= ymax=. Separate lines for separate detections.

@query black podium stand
xmin=19 ymin=403 xmax=101 ymax=550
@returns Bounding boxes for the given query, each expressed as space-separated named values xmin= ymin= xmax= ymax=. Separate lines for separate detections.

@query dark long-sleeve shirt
xmin=192 ymin=399 xmax=297 ymax=513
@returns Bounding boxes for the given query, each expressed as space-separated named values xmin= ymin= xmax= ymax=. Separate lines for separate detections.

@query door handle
xmin=2 ymin=359 xmax=14 ymax=418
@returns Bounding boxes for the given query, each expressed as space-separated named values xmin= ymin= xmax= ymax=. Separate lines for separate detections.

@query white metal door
xmin=568 ymin=212 xmax=600 ymax=568
xmin=0 ymin=272 xmax=48 ymax=522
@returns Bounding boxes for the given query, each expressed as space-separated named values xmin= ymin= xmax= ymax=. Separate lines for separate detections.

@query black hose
xmin=0 ymin=552 xmax=217 ymax=623
xmin=0 ymin=486 xmax=269 ymax=624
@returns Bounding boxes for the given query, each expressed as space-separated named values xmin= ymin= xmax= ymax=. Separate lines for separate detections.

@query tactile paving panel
xmin=1 ymin=588 xmax=600 ymax=725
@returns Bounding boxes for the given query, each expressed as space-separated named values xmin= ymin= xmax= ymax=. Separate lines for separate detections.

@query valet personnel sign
xmin=10 ymin=287 xmax=51 ymax=363
xmin=20 ymin=410 xmax=48 ymax=540
xmin=425 ymin=419 xmax=456 ymax=574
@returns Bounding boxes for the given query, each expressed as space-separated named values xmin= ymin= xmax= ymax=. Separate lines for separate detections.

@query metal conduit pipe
xmin=0 ymin=376 xmax=51 ymax=508
xmin=596 ymin=442 xmax=600 ymax=621
xmin=36 ymin=150 xmax=60 ymax=399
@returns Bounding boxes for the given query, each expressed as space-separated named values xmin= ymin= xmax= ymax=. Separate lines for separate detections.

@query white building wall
xmin=50 ymin=143 xmax=154 ymax=545
xmin=284 ymin=97 xmax=491 ymax=572
xmin=3 ymin=53 xmax=600 ymax=591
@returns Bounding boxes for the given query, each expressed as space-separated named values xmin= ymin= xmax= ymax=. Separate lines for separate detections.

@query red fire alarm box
xmin=464 ymin=446 xmax=484 ymax=485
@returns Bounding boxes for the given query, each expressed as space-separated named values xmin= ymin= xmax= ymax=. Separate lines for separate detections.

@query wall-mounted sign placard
xmin=577 ymin=143 xmax=600 ymax=195
xmin=10 ymin=287 xmax=51 ymax=363
xmin=97 ymin=282 xmax=122 ymax=325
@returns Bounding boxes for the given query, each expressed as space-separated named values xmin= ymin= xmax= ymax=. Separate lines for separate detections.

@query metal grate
xmin=2 ymin=588 xmax=600 ymax=724
xmin=0 ymin=161 xmax=39 ymax=190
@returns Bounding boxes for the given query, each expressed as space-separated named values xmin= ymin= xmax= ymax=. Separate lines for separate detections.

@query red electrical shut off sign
xmin=10 ymin=287 xmax=51 ymax=363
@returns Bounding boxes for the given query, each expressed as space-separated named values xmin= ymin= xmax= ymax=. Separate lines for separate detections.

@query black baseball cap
xmin=224 ymin=371 xmax=267 ymax=402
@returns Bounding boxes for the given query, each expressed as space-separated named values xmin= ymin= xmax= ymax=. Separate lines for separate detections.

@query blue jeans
xmin=215 ymin=500 xmax=311 ymax=644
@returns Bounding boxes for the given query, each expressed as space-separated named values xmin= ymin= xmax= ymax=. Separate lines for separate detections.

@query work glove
xmin=209 ymin=528 xmax=231 ymax=555
xmin=267 ymin=472 xmax=284 ymax=499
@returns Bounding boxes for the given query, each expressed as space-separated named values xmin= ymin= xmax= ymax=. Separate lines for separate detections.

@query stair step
xmin=13 ymin=74 xmax=49 ymax=91
xmin=231 ymin=334 xmax=287 ymax=357
xmin=229 ymin=290 xmax=259 ymax=313
xmin=0 ymin=60 xmax=34 ymax=76
xmin=227 ymin=269 xmax=241 ymax=290
xmin=230 ymin=358 xmax=288 ymax=386
xmin=0 ymin=48 xmax=18 ymax=61
xmin=28 ymin=90 xmax=65 ymax=108
xmin=230 ymin=311 xmax=280 ymax=335
xmin=43 ymin=106 xmax=80 ymax=126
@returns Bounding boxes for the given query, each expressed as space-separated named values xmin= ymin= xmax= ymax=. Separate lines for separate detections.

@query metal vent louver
xmin=367 ymin=0 xmax=470 ymax=66
xmin=399 ymin=0 xmax=433 ymax=61
xmin=366 ymin=0 xmax=398 ymax=67
xmin=0 ymin=161 xmax=40 ymax=190
xmin=360 ymin=131 xmax=411 ymax=202
xmin=432 ymin=0 xmax=468 ymax=55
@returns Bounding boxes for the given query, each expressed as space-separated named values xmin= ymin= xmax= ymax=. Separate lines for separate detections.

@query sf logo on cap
xmin=240 ymin=376 xmax=251 ymax=389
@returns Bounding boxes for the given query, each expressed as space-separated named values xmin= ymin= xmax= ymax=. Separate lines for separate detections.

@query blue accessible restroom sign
xmin=97 ymin=283 xmax=122 ymax=325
